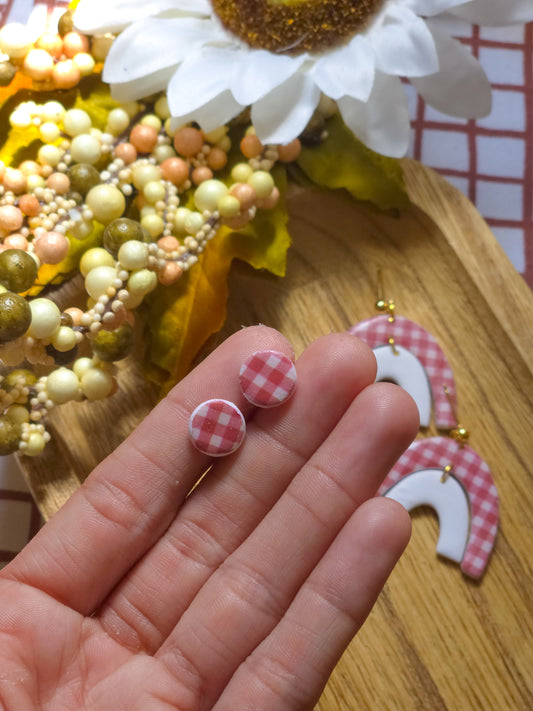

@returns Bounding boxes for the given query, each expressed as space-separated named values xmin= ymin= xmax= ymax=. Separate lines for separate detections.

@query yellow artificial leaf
xmin=146 ymin=166 xmax=291 ymax=391
xmin=296 ymin=113 xmax=409 ymax=211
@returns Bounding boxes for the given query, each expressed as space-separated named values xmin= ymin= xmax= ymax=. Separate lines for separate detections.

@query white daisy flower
xmin=74 ymin=0 xmax=533 ymax=157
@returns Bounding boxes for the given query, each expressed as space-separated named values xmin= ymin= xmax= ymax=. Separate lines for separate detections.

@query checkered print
xmin=239 ymin=350 xmax=297 ymax=408
xmin=349 ymin=315 xmax=457 ymax=429
xmin=188 ymin=399 xmax=246 ymax=457
xmin=379 ymin=437 xmax=499 ymax=579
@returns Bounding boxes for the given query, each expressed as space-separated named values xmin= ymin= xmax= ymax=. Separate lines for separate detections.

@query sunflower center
xmin=211 ymin=0 xmax=384 ymax=54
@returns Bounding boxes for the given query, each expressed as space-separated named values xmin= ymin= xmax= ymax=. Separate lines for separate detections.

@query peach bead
xmin=191 ymin=166 xmax=212 ymax=185
xmin=230 ymin=183 xmax=256 ymax=211
xmin=160 ymin=157 xmax=189 ymax=186
xmin=173 ymin=127 xmax=204 ymax=157
xmin=34 ymin=231 xmax=69 ymax=264
xmin=206 ymin=147 xmax=228 ymax=171
xmin=130 ymin=124 xmax=158 ymax=154
xmin=158 ymin=261 xmax=183 ymax=286
xmin=240 ymin=134 xmax=263 ymax=159
xmin=19 ymin=160 xmax=41 ymax=177
xmin=46 ymin=172 xmax=70 ymax=194
xmin=256 ymin=186 xmax=280 ymax=210
xmin=36 ymin=33 xmax=64 ymax=58
xmin=52 ymin=60 xmax=81 ymax=89
xmin=3 ymin=234 xmax=28 ymax=251
xmin=18 ymin=194 xmax=40 ymax=217
xmin=157 ymin=235 xmax=180 ymax=253
xmin=114 ymin=142 xmax=137 ymax=164
xmin=3 ymin=169 xmax=27 ymax=194
xmin=277 ymin=138 xmax=302 ymax=163
xmin=63 ymin=307 xmax=83 ymax=326
xmin=0 ymin=205 xmax=23 ymax=231
xmin=224 ymin=212 xmax=251 ymax=230
xmin=62 ymin=31 xmax=90 ymax=58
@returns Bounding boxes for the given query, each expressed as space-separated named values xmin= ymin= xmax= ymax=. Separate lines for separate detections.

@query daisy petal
xmin=369 ymin=4 xmax=438 ymax=77
xmin=168 ymin=48 xmax=237 ymax=116
xmin=450 ymin=0 xmax=533 ymax=25
xmin=110 ymin=68 xmax=177 ymax=103
xmin=310 ymin=35 xmax=375 ymax=102
xmin=103 ymin=18 xmax=211 ymax=85
xmin=338 ymin=73 xmax=410 ymax=158
xmin=230 ymin=50 xmax=305 ymax=106
xmin=411 ymin=23 xmax=491 ymax=118
xmin=397 ymin=0 xmax=467 ymax=16
xmin=74 ymin=0 xmax=210 ymax=34
xmin=170 ymin=90 xmax=244 ymax=133
xmin=251 ymin=73 xmax=321 ymax=145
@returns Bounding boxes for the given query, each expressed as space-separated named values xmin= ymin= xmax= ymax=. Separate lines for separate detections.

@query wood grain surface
xmin=18 ymin=160 xmax=533 ymax=710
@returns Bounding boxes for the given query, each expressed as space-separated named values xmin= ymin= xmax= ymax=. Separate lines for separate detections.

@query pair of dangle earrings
xmin=349 ymin=284 xmax=499 ymax=580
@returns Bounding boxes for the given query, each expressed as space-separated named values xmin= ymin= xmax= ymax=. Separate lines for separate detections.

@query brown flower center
xmin=211 ymin=0 xmax=384 ymax=54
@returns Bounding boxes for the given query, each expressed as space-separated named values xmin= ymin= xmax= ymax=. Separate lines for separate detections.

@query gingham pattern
xmin=188 ymin=399 xmax=246 ymax=456
xmin=379 ymin=437 xmax=499 ymax=579
xmin=349 ymin=315 xmax=457 ymax=429
xmin=239 ymin=350 xmax=297 ymax=408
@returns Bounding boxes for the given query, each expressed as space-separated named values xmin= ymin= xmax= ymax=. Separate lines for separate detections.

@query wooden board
xmin=18 ymin=160 xmax=533 ymax=710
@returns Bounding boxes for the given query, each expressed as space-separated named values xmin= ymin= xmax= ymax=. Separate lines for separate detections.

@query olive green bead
xmin=0 ymin=60 xmax=16 ymax=87
xmin=0 ymin=249 xmax=38 ymax=293
xmin=0 ymin=414 xmax=21 ymax=455
xmin=103 ymin=218 xmax=151 ymax=256
xmin=91 ymin=322 xmax=134 ymax=362
xmin=0 ymin=292 xmax=31 ymax=342
xmin=67 ymin=163 xmax=100 ymax=196
xmin=57 ymin=10 xmax=74 ymax=36
xmin=4 ymin=368 xmax=36 ymax=390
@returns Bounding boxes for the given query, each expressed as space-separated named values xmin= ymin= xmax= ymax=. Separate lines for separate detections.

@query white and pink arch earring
xmin=379 ymin=412 xmax=499 ymax=579
xmin=348 ymin=295 xmax=457 ymax=429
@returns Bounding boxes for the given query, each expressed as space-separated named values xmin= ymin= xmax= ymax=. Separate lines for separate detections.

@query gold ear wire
xmin=376 ymin=269 xmax=396 ymax=324
xmin=443 ymin=385 xmax=470 ymax=447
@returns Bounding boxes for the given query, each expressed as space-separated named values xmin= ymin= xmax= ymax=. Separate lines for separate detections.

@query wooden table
xmin=20 ymin=161 xmax=533 ymax=710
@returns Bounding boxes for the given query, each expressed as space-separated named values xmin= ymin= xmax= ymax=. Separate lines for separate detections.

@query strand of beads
xmin=0 ymin=10 xmax=108 ymax=91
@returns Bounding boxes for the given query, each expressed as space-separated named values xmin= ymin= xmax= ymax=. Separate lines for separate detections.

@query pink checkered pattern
xmin=188 ymin=399 xmax=246 ymax=456
xmin=349 ymin=315 xmax=457 ymax=429
xmin=239 ymin=350 xmax=297 ymax=408
xmin=379 ymin=437 xmax=499 ymax=579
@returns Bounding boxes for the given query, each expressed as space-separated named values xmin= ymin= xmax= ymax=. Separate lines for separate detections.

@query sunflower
xmin=74 ymin=0 xmax=533 ymax=157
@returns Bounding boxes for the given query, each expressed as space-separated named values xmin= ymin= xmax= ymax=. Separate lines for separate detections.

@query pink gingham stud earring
xmin=188 ymin=399 xmax=246 ymax=456
xmin=239 ymin=350 xmax=297 ymax=408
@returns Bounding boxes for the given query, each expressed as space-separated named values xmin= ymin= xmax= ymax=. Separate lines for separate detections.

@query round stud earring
xmin=239 ymin=349 xmax=297 ymax=408
xmin=188 ymin=398 xmax=246 ymax=456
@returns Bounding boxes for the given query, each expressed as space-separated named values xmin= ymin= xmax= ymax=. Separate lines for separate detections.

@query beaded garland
xmin=0 ymin=10 xmax=311 ymax=457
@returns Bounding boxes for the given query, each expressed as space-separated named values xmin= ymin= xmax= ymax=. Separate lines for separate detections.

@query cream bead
xmin=24 ymin=432 xmax=46 ymax=456
xmin=73 ymin=356 xmax=93 ymax=379
xmin=45 ymin=367 xmax=79 ymax=404
xmin=106 ymin=108 xmax=130 ymax=135
xmin=0 ymin=23 xmax=33 ymax=58
xmin=154 ymin=96 xmax=170 ymax=120
xmin=81 ymin=367 xmax=113 ymax=400
xmin=194 ymin=179 xmax=228 ymax=212
xmin=153 ymin=145 xmax=176 ymax=164
xmin=38 ymin=144 xmax=61 ymax=167
xmin=51 ymin=325 xmax=77 ymax=352
xmin=26 ymin=174 xmax=46 ymax=191
xmin=127 ymin=269 xmax=158 ymax=298
xmin=85 ymin=184 xmax=126 ymax=224
xmin=231 ymin=162 xmax=253 ymax=183
xmin=184 ymin=211 xmax=204 ymax=236
xmin=63 ymin=109 xmax=92 ymax=137
xmin=9 ymin=108 xmax=32 ymax=129
xmin=132 ymin=164 xmax=161 ymax=190
xmin=118 ymin=240 xmax=149 ymax=270
xmin=143 ymin=180 xmax=166 ymax=205
xmin=73 ymin=52 xmax=95 ymax=76
xmin=174 ymin=207 xmax=191 ymax=233
xmin=28 ymin=298 xmax=61 ymax=339
xmin=42 ymin=101 xmax=65 ymax=123
xmin=80 ymin=247 xmax=115 ymax=276
xmin=217 ymin=194 xmax=241 ymax=219
xmin=39 ymin=122 xmax=61 ymax=143
xmin=70 ymin=134 xmax=102 ymax=164
xmin=85 ymin=265 xmax=118 ymax=300
xmin=141 ymin=114 xmax=162 ymax=132
xmin=141 ymin=213 xmax=165 ymax=238
xmin=247 ymin=170 xmax=274 ymax=199
xmin=5 ymin=404 xmax=30 ymax=424
xmin=204 ymin=126 xmax=227 ymax=144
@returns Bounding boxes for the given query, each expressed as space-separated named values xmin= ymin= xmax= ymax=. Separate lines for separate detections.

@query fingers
xmin=97 ymin=332 xmax=377 ymax=651
xmin=214 ymin=498 xmax=411 ymax=711
xmin=1 ymin=325 xmax=293 ymax=613
xmin=156 ymin=383 xmax=418 ymax=709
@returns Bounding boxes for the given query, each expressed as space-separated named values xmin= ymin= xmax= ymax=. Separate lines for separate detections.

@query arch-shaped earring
xmin=379 ymin=434 xmax=499 ymax=579
xmin=349 ymin=313 xmax=457 ymax=429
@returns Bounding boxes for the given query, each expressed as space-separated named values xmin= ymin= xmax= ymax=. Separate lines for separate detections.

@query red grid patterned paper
xmin=188 ymin=399 xmax=246 ymax=456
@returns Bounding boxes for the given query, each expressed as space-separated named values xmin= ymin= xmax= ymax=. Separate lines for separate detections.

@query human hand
xmin=0 ymin=326 xmax=418 ymax=710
